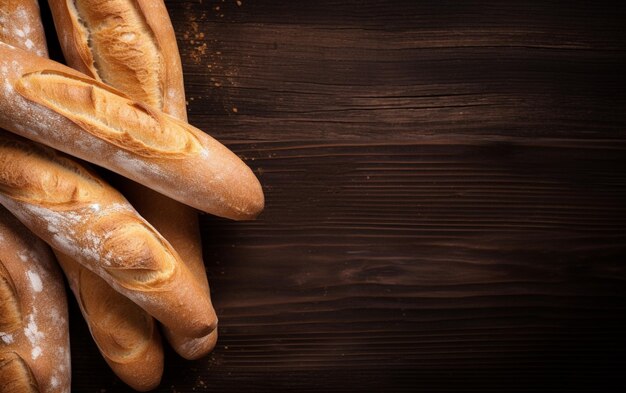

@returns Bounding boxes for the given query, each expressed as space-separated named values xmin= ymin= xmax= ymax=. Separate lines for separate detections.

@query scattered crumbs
xmin=193 ymin=376 xmax=208 ymax=391
xmin=181 ymin=0 xmax=242 ymax=113
xmin=184 ymin=15 xmax=208 ymax=65
xmin=191 ymin=42 xmax=207 ymax=64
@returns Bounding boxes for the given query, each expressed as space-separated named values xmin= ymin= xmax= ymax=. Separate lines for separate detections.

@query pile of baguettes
xmin=0 ymin=0 xmax=264 ymax=392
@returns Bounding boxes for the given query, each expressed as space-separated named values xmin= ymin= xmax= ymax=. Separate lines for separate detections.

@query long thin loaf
xmin=0 ymin=42 xmax=264 ymax=220
xmin=1 ymin=1 xmax=166 ymax=389
xmin=56 ymin=255 xmax=163 ymax=391
xmin=49 ymin=0 xmax=187 ymax=121
xmin=0 ymin=131 xmax=217 ymax=338
xmin=1 ymin=2 xmax=70 ymax=392
xmin=0 ymin=207 xmax=71 ymax=393
xmin=49 ymin=0 xmax=218 ymax=359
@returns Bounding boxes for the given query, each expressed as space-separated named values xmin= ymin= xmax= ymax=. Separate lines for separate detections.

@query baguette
xmin=1 ymin=1 xmax=166 ymax=388
xmin=119 ymin=183 xmax=218 ymax=359
xmin=49 ymin=0 xmax=218 ymax=359
xmin=0 ymin=207 xmax=71 ymax=393
xmin=0 ymin=131 xmax=217 ymax=338
xmin=0 ymin=42 xmax=264 ymax=220
xmin=1 ymin=2 xmax=70 ymax=392
xmin=56 ymin=255 xmax=163 ymax=391
xmin=48 ymin=0 xmax=187 ymax=121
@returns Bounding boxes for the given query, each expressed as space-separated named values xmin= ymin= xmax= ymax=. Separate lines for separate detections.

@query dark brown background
xmin=42 ymin=0 xmax=626 ymax=391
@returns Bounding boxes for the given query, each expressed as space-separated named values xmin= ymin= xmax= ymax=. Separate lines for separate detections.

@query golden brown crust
xmin=0 ymin=261 xmax=21 ymax=334
xmin=48 ymin=0 xmax=187 ymax=120
xmin=56 ymin=254 xmax=163 ymax=391
xmin=0 ymin=352 xmax=40 ymax=393
xmin=0 ymin=4 xmax=71 ymax=391
xmin=3 ymin=2 xmax=167 ymax=387
xmin=120 ymin=182 xmax=218 ymax=359
xmin=0 ymin=134 xmax=106 ymax=205
xmin=0 ymin=208 xmax=71 ymax=393
xmin=69 ymin=0 xmax=165 ymax=110
xmin=0 ymin=43 xmax=264 ymax=220
xmin=0 ymin=132 xmax=217 ymax=338
xmin=15 ymin=70 xmax=201 ymax=158
xmin=50 ymin=0 xmax=219 ymax=357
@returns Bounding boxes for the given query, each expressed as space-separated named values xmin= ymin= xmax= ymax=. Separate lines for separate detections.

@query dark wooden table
xmin=52 ymin=1 xmax=626 ymax=391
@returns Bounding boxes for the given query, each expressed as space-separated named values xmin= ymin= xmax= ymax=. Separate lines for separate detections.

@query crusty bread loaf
xmin=48 ymin=0 xmax=187 ymax=121
xmin=0 ymin=42 xmax=264 ymax=220
xmin=56 ymin=254 xmax=163 ymax=391
xmin=1 ymin=2 xmax=70 ymax=392
xmin=0 ymin=207 xmax=71 ymax=393
xmin=48 ymin=0 xmax=219 ymax=359
xmin=119 ymin=182 xmax=218 ymax=359
xmin=0 ymin=131 xmax=217 ymax=338
xmin=4 ymin=0 xmax=167 ymax=385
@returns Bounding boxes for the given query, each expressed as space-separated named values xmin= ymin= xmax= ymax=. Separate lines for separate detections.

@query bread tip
xmin=132 ymin=377 xmax=163 ymax=393
xmin=189 ymin=307 xmax=218 ymax=338
xmin=236 ymin=175 xmax=265 ymax=221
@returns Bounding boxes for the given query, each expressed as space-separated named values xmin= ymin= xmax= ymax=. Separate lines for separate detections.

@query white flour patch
xmin=58 ymin=346 xmax=71 ymax=373
xmin=27 ymin=270 xmax=43 ymax=292
xmin=31 ymin=346 xmax=42 ymax=359
xmin=0 ymin=332 xmax=14 ymax=344
xmin=50 ymin=308 xmax=66 ymax=328
xmin=24 ymin=313 xmax=44 ymax=346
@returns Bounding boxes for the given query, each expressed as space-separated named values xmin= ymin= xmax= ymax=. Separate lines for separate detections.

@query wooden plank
xmin=36 ymin=0 xmax=626 ymax=391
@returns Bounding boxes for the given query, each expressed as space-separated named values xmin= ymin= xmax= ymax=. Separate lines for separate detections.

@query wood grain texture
xmin=40 ymin=0 xmax=626 ymax=391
